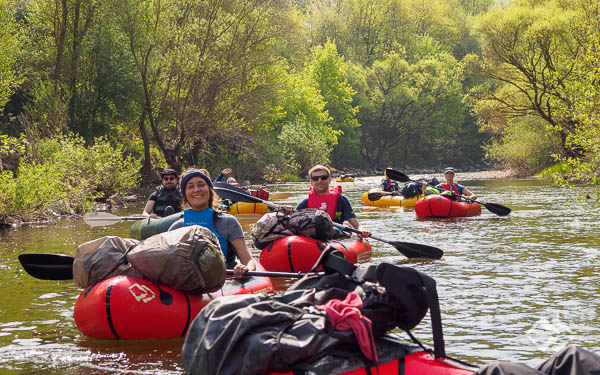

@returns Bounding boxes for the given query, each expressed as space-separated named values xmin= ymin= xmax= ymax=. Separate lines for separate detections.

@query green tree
xmin=550 ymin=0 xmax=600 ymax=202
xmin=0 ymin=0 xmax=23 ymax=112
xmin=264 ymin=66 xmax=339 ymax=177
xmin=307 ymin=40 xmax=360 ymax=168
xmin=357 ymin=51 xmax=465 ymax=168
xmin=109 ymin=0 xmax=289 ymax=175
xmin=469 ymin=1 xmax=583 ymax=173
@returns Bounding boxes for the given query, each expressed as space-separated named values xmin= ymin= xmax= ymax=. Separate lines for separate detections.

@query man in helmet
xmin=142 ymin=169 xmax=183 ymax=218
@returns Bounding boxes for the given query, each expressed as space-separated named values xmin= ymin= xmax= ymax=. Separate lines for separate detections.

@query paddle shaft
xmin=456 ymin=194 xmax=511 ymax=216
xmin=226 ymin=269 xmax=305 ymax=278
xmin=18 ymin=253 xmax=308 ymax=280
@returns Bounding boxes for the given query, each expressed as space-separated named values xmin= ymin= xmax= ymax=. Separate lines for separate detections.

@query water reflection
xmin=0 ymin=175 xmax=599 ymax=373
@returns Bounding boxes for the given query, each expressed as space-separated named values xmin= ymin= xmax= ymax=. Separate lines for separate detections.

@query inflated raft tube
xmin=260 ymin=235 xmax=372 ymax=273
xmin=74 ymin=262 xmax=273 ymax=339
xmin=130 ymin=212 xmax=182 ymax=240
xmin=361 ymin=188 xmax=421 ymax=207
xmin=335 ymin=176 xmax=355 ymax=182
xmin=415 ymin=194 xmax=481 ymax=218
xmin=228 ymin=202 xmax=269 ymax=215
xmin=270 ymin=334 xmax=477 ymax=375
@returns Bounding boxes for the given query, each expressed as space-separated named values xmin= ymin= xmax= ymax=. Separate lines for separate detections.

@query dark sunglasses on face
xmin=163 ymin=176 xmax=176 ymax=181
xmin=311 ymin=175 xmax=329 ymax=181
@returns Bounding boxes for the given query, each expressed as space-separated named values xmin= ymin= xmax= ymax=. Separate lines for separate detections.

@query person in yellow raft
xmin=295 ymin=165 xmax=371 ymax=238
xmin=168 ymin=169 xmax=255 ymax=277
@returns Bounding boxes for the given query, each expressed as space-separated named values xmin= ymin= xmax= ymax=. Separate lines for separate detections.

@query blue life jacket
xmin=183 ymin=208 xmax=231 ymax=266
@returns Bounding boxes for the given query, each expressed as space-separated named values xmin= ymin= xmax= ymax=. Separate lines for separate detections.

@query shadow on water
xmin=1 ymin=175 xmax=599 ymax=373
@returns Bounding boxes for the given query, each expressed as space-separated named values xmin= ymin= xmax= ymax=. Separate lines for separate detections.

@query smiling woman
xmin=167 ymin=169 xmax=256 ymax=277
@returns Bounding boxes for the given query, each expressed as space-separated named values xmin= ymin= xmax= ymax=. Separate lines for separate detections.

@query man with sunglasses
xmin=142 ymin=169 xmax=183 ymax=218
xmin=295 ymin=165 xmax=371 ymax=238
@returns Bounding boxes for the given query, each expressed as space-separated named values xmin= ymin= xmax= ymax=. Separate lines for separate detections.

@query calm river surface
xmin=0 ymin=174 xmax=598 ymax=374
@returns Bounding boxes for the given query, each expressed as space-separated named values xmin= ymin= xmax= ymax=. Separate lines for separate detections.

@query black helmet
xmin=160 ymin=168 xmax=178 ymax=178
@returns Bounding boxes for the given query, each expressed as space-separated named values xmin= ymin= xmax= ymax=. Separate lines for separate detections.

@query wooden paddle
xmin=84 ymin=212 xmax=147 ymax=227
xmin=17 ymin=253 xmax=308 ymax=280
xmin=270 ymin=192 xmax=292 ymax=200
xmin=214 ymin=184 xmax=444 ymax=259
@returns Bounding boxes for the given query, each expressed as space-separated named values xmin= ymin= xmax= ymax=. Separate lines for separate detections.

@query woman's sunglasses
xmin=311 ymin=175 xmax=329 ymax=181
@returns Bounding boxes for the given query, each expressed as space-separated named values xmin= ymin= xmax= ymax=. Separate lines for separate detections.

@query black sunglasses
xmin=162 ymin=176 xmax=176 ymax=181
xmin=311 ymin=175 xmax=329 ymax=181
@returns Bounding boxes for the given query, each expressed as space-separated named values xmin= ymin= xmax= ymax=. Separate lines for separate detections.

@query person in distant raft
xmin=142 ymin=169 xmax=183 ymax=218
xmin=168 ymin=169 xmax=255 ymax=277
xmin=296 ymin=165 xmax=371 ymax=238
xmin=435 ymin=167 xmax=477 ymax=200
xmin=380 ymin=169 xmax=400 ymax=192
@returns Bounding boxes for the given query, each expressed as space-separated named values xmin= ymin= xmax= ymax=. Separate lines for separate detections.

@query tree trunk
xmin=138 ymin=110 xmax=153 ymax=186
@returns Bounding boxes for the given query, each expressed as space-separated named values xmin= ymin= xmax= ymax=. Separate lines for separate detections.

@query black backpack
xmin=252 ymin=208 xmax=338 ymax=249
xmin=400 ymin=182 xmax=423 ymax=198
xmin=182 ymin=248 xmax=447 ymax=375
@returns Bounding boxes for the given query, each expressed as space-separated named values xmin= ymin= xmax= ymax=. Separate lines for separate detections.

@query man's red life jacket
xmin=307 ymin=185 xmax=342 ymax=220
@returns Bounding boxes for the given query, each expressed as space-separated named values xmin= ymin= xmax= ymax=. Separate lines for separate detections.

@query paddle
xmin=385 ymin=168 xmax=411 ymax=183
xmin=214 ymin=184 xmax=444 ymax=259
xmin=367 ymin=191 xmax=398 ymax=201
xmin=84 ymin=212 xmax=147 ymax=227
xmin=270 ymin=192 xmax=292 ymax=200
xmin=457 ymin=194 xmax=511 ymax=216
xmin=17 ymin=253 xmax=309 ymax=281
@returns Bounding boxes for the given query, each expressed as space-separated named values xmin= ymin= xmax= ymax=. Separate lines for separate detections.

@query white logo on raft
xmin=128 ymin=283 xmax=156 ymax=303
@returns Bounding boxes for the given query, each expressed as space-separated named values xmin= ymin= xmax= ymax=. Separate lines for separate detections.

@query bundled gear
xmin=127 ymin=225 xmax=226 ymax=293
xmin=73 ymin=236 xmax=142 ymax=288
xmin=182 ymin=248 xmax=446 ymax=375
xmin=400 ymin=182 xmax=424 ymax=198
xmin=440 ymin=190 xmax=459 ymax=201
xmin=252 ymin=208 xmax=338 ymax=249
xmin=250 ymin=188 xmax=269 ymax=201
xmin=73 ymin=225 xmax=226 ymax=293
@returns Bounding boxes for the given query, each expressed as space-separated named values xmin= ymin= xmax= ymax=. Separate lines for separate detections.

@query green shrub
xmin=280 ymin=173 xmax=300 ymax=182
xmin=0 ymin=134 xmax=141 ymax=224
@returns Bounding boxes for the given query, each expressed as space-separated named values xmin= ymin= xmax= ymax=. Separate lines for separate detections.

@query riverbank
xmin=331 ymin=168 xmax=519 ymax=180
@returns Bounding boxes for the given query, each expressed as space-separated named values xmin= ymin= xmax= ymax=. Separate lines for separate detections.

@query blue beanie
xmin=443 ymin=167 xmax=455 ymax=174
xmin=180 ymin=170 xmax=213 ymax=197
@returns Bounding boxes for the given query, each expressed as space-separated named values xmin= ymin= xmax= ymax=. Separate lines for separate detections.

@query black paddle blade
xmin=385 ymin=168 xmax=411 ymax=182
xmin=484 ymin=202 xmax=511 ymax=216
xmin=390 ymin=241 xmax=444 ymax=259
xmin=18 ymin=253 xmax=74 ymax=280
xmin=367 ymin=192 xmax=385 ymax=201
xmin=214 ymin=186 xmax=261 ymax=204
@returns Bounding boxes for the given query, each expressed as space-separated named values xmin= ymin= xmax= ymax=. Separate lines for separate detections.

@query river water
xmin=0 ymin=174 xmax=598 ymax=374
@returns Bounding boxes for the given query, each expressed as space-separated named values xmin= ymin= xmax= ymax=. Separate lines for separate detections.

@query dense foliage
xmin=0 ymin=0 xmax=598 ymax=221
xmin=0 ymin=135 xmax=140 ymax=224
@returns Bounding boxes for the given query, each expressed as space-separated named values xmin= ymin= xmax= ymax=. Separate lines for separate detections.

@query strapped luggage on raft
xmin=252 ymin=208 xmax=339 ymax=249
xmin=73 ymin=225 xmax=226 ymax=293
xmin=182 ymin=247 xmax=450 ymax=375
